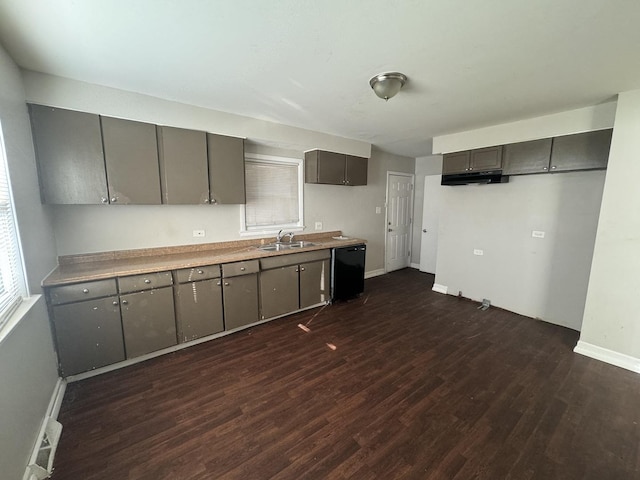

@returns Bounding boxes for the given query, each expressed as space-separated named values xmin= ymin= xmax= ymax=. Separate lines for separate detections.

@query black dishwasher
xmin=332 ymin=244 xmax=366 ymax=301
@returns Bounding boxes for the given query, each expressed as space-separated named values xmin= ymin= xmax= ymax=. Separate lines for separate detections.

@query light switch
xmin=375 ymin=206 xmax=382 ymax=214
xmin=473 ymin=249 xmax=484 ymax=256
xmin=315 ymin=222 xmax=323 ymax=230
xmin=532 ymin=230 xmax=545 ymax=238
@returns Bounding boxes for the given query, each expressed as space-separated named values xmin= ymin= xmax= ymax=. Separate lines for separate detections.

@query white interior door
xmin=419 ymin=175 xmax=442 ymax=274
xmin=386 ymin=173 xmax=414 ymax=272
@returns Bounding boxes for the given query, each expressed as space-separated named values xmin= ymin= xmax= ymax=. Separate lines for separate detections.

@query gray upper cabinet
xmin=305 ymin=150 xmax=368 ymax=185
xmin=550 ymin=129 xmax=612 ymax=172
xmin=444 ymin=146 xmax=503 ymax=174
xmin=442 ymin=151 xmax=471 ymax=174
xmin=470 ymin=146 xmax=503 ymax=171
xmin=208 ymin=133 xmax=246 ymax=204
xmin=101 ymin=116 xmax=161 ymax=205
xmin=29 ymin=104 xmax=108 ymax=204
xmin=158 ymin=126 xmax=209 ymax=204
xmin=503 ymin=138 xmax=553 ymax=175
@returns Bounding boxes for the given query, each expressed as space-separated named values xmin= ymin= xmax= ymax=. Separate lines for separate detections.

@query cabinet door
xmin=317 ymin=151 xmax=346 ymax=184
xmin=29 ymin=104 xmax=108 ymax=204
xmin=550 ymin=129 xmax=612 ymax=172
xmin=175 ymin=279 xmax=224 ymax=342
xmin=503 ymin=139 xmax=553 ymax=175
xmin=52 ymin=296 xmax=125 ymax=376
xmin=158 ymin=126 xmax=209 ymax=204
xmin=101 ymin=116 xmax=161 ymax=204
xmin=299 ymin=259 xmax=331 ymax=309
xmin=470 ymin=146 xmax=503 ymax=171
xmin=442 ymin=151 xmax=470 ymax=174
xmin=120 ymin=287 xmax=177 ymax=358
xmin=208 ymin=133 xmax=246 ymax=204
xmin=259 ymin=266 xmax=299 ymax=320
xmin=222 ymin=273 xmax=259 ymax=330
xmin=345 ymin=156 xmax=368 ymax=186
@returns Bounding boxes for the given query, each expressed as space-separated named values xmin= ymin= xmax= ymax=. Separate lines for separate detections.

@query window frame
xmin=0 ymin=121 xmax=27 ymax=330
xmin=240 ymin=153 xmax=305 ymax=237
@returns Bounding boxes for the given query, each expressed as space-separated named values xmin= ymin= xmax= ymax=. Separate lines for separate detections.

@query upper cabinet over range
xmin=29 ymin=104 xmax=246 ymax=205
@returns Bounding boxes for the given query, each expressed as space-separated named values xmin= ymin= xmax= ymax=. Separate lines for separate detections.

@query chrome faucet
xmin=276 ymin=229 xmax=295 ymax=243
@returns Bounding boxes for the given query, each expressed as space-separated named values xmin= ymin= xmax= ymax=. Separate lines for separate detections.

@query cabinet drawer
xmin=118 ymin=271 xmax=173 ymax=293
xmin=175 ymin=265 xmax=221 ymax=283
xmin=260 ymin=250 xmax=331 ymax=270
xmin=222 ymin=260 xmax=259 ymax=278
xmin=49 ymin=279 xmax=117 ymax=305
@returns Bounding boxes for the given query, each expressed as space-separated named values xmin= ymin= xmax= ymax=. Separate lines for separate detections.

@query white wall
xmin=431 ymin=105 xmax=614 ymax=331
xmin=435 ymin=172 xmax=605 ymax=330
xmin=578 ymin=89 xmax=640 ymax=369
xmin=411 ymin=155 xmax=442 ymax=266
xmin=0 ymin=45 xmax=59 ymax=480
xmin=23 ymin=72 xmax=415 ymax=273
xmin=432 ymin=102 xmax=617 ymax=154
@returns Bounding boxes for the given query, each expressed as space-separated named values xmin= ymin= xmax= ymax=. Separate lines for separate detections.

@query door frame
xmin=384 ymin=171 xmax=416 ymax=274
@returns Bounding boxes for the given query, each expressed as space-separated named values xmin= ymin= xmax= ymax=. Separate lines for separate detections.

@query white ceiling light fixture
xmin=369 ymin=72 xmax=408 ymax=101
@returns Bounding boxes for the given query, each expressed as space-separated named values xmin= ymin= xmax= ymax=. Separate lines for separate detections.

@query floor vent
xmin=25 ymin=417 xmax=62 ymax=480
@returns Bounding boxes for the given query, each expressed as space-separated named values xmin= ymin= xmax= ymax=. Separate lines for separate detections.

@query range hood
xmin=441 ymin=170 xmax=509 ymax=186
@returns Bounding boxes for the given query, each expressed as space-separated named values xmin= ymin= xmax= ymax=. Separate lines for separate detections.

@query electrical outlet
xmin=315 ymin=222 xmax=323 ymax=230
xmin=473 ymin=249 xmax=484 ymax=256
xmin=193 ymin=230 xmax=205 ymax=238
xmin=532 ymin=230 xmax=545 ymax=238
xmin=375 ymin=206 xmax=382 ymax=214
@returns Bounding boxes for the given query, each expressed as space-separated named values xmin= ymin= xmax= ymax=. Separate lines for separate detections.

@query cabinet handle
xmin=295 ymin=268 xmax=299 ymax=272
xmin=216 ymin=282 xmax=221 ymax=286
xmin=101 ymin=197 xmax=108 ymax=204
xmin=301 ymin=267 xmax=305 ymax=271
xmin=144 ymin=279 xmax=151 ymax=284
xmin=240 ymin=267 xmax=246 ymax=271
xmin=112 ymin=301 xmax=119 ymax=306
xmin=551 ymin=165 xmax=557 ymax=170
xmin=543 ymin=166 xmax=548 ymax=170
xmin=197 ymin=269 xmax=204 ymax=274
xmin=111 ymin=197 xmax=118 ymax=203
xmin=82 ymin=288 xmax=89 ymax=294
xmin=211 ymin=199 xmax=218 ymax=204
xmin=122 ymin=299 xmax=128 ymax=305
xmin=224 ymin=282 xmax=230 ymax=286
xmin=204 ymin=199 xmax=209 ymax=204
xmin=469 ymin=167 xmax=473 ymax=171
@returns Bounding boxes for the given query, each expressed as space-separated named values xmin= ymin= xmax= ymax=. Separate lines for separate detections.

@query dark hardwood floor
xmin=52 ymin=269 xmax=640 ymax=479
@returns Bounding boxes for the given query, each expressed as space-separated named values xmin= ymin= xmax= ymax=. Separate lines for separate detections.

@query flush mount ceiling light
xmin=369 ymin=72 xmax=407 ymax=101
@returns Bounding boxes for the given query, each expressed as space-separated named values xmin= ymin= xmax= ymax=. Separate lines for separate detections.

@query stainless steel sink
xmin=258 ymin=241 xmax=316 ymax=251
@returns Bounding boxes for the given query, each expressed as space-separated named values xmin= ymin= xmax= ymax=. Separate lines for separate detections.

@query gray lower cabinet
xmin=51 ymin=295 xmax=125 ymax=376
xmin=222 ymin=260 xmax=260 ymax=330
xmin=29 ymin=104 xmax=108 ymax=204
xmin=101 ymin=116 xmax=162 ymax=205
xmin=175 ymin=265 xmax=224 ymax=342
xmin=299 ymin=259 xmax=331 ymax=309
xmin=120 ymin=286 xmax=177 ymax=358
xmin=259 ymin=250 xmax=331 ymax=320
xmin=260 ymin=265 xmax=300 ymax=319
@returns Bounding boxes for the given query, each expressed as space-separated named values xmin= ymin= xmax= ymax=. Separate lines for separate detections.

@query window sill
xmin=239 ymin=226 xmax=305 ymax=238
xmin=0 ymin=295 xmax=42 ymax=346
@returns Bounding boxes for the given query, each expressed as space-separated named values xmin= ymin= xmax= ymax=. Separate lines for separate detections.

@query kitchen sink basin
xmin=258 ymin=241 xmax=316 ymax=251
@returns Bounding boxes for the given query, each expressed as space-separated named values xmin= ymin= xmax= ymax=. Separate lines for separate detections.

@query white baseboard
xmin=432 ymin=283 xmax=448 ymax=294
xmin=574 ymin=341 xmax=640 ymax=374
xmin=410 ymin=263 xmax=420 ymax=269
xmin=365 ymin=269 xmax=385 ymax=279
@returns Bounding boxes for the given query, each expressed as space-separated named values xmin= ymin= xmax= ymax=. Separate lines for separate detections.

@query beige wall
xmin=577 ymin=89 xmax=640 ymax=370
xmin=0 ymin=44 xmax=59 ymax=480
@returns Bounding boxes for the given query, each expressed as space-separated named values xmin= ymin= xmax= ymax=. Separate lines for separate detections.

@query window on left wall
xmin=0 ymin=122 xmax=26 ymax=328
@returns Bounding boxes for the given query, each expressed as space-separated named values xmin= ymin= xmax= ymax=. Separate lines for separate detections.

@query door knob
xmin=422 ymin=229 xmax=427 ymax=233
xmin=388 ymin=228 xmax=393 ymax=232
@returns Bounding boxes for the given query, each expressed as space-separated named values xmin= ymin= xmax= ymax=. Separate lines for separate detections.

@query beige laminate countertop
xmin=42 ymin=231 xmax=365 ymax=287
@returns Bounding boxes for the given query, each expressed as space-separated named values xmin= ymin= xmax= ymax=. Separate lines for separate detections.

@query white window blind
xmin=244 ymin=155 xmax=302 ymax=230
xmin=0 ymin=123 xmax=25 ymax=327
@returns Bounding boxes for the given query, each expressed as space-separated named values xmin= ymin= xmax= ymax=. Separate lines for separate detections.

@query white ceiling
xmin=1 ymin=0 xmax=640 ymax=158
